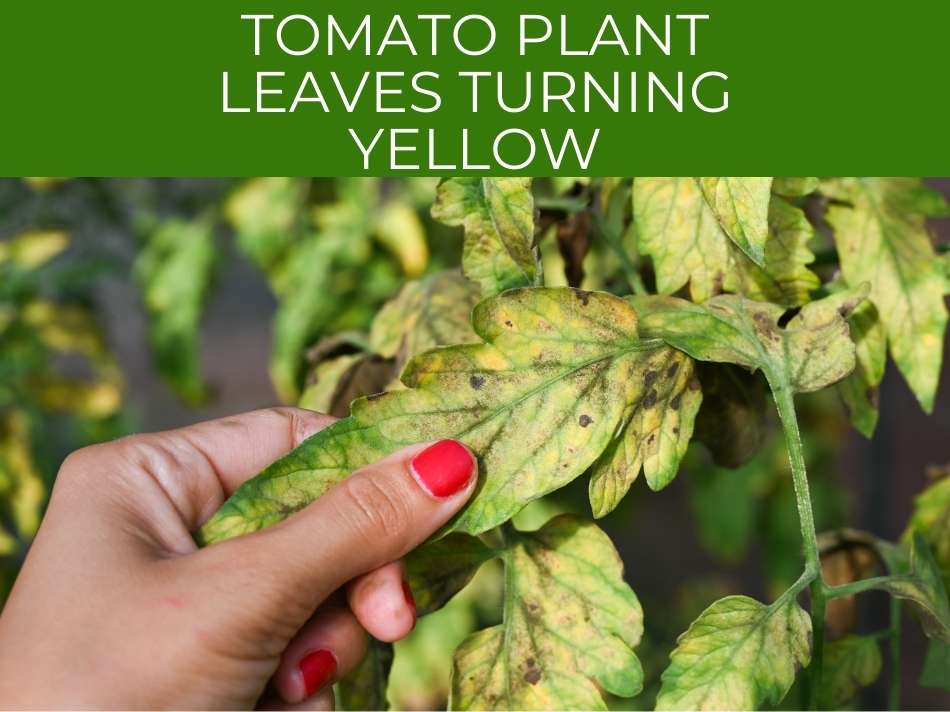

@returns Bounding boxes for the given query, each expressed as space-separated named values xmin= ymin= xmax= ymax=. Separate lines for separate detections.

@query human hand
xmin=0 ymin=408 xmax=477 ymax=710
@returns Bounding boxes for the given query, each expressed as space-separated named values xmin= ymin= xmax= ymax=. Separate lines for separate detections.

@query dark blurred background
xmin=1 ymin=177 xmax=947 ymax=709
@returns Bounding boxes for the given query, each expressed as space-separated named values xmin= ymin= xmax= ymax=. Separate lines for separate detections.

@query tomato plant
xmin=2 ymin=177 xmax=949 ymax=709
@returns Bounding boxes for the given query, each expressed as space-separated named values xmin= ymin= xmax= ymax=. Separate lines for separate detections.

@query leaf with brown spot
xmin=197 ymin=288 xmax=669 ymax=543
xmin=697 ymin=178 xmax=773 ymax=266
xmin=432 ymin=178 xmax=539 ymax=298
xmin=450 ymin=515 xmax=643 ymax=710
xmin=630 ymin=287 xmax=867 ymax=396
xmin=875 ymin=533 xmax=950 ymax=642
xmin=835 ymin=295 xmax=886 ymax=438
xmin=588 ymin=347 xmax=701 ymax=517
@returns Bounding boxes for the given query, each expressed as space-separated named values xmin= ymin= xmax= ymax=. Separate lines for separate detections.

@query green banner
xmin=2 ymin=1 xmax=948 ymax=175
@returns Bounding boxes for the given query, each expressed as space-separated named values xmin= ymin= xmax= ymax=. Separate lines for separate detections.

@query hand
xmin=0 ymin=408 xmax=477 ymax=710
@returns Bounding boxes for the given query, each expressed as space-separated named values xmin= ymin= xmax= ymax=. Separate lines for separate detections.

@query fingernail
xmin=410 ymin=440 xmax=475 ymax=498
xmin=299 ymin=649 xmax=337 ymax=697
xmin=402 ymin=578 xmax=417 ymax=624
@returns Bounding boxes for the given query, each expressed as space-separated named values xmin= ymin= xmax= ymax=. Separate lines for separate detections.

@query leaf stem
xmin=888 ymin=597 xmax=902 ymax=710
xmin=823 ymin=575 xmax=894 ymax=599
xmin=771 ymin=382 xmax=826 ymax=710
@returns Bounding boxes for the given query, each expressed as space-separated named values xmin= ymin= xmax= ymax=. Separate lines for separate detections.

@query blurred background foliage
xmin=0 ymin=177 xmax=947 ymax=709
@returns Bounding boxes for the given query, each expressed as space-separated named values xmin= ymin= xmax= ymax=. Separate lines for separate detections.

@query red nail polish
xmin=299 ymin=649 xmax=337 ymax=697
xmin=402 ymin=579 xmax=417 ymax=618
xmin=410 ymin=440 xmax=474 ymax=498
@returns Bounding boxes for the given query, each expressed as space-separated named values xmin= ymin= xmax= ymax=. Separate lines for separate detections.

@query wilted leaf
xmin=772 ymin=177 xmax=819 ymax=197
xmin=656 ymin=595 xmax=811 ymax=710
xmin=634 ymin=179 xmax=817 ymax=306
xmin=134 ymin=218 xmax=216 ymax=404
xmin=369 ymin=271 xmax=480 ymax=371
xmin=0 ymin=231 xmax=69 ymax=269
xmin=198 ymin=288 xmax=691 ymax=543
xmin=432 ymin=178 xmax=538 ymax=297
xmin=450 ymin=515 xmax=643 ymax=710
xmin=336 ymin=639 xmax=394 ymax=711
xmin=816 ymin=635 xmax=882 ymax=709
xmin=697 ymin=178 xmax=773 ymax=266
xmin=588 ymin=347 xmax=700 ymax=517
xmin=875 ymin=533 xmax=950 ymax=642
xmin=693 ymin=363 xmax=769 ymax=468
xmin=631 ymin=288 xmax=865 ymax=395
xmin=406 ymin=534 xmax=497 ymax=616
xmin=299 ymin=353 xmax=394 ymax=418
xmin=920 ymin=639 xmax=950 ymax=691
xmin=823 ymin=178 xmax=949 ymax=412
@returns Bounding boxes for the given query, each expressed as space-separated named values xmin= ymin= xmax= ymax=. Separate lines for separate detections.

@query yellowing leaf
xmin=0 ymin=231 xmax=69 ymax=269
xmin=450 ymin=516 xmax=643 ymax=710
xmin=816 ymin=635 xmax=882 ymax=709
xmin=374 ymin=201 xmax=429 ymax=277
xmin=634 ymin=179 xmax=817 ymax=306
xmin=631 ymin=287 xmax=866 ymax=395
xmin=369 ymin=271 xmax=480 ymax=370
xmin=0 ymin=412 xmax=45 ymax=540
xmin=432 ymin=178 xmax=539 ymax=297
xmin=588 ymin=347 xmax=700 ymax=517
xmin=134 ymin=218 xmax=216 ymax=404
xmin=697 ymin=178 xmax=773 ymax=266
xmin=198 ymin=288 xmax=674 ymax=543
xmin=225 ymin=177 xmax=306 ymax=269
xmin=406 ymin=534 xmax=497 ymax=616
xmin=824 ymin=178 xmax=949 ymax=412
xmin=904 ymin=475 xmax=950 ymax=589
xmin=772 ymin=177 xmax=819 ymax=197
xmin=656 ymin=595 xmax=811 ymax=710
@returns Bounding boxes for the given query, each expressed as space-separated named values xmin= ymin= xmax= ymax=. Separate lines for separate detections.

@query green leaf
xmin=656 ymin=595 xmax=811 ymax=710
xmin=920 ymin=639 xmax=950 ymax=691
xmin=697 ymin=177 xmax=773 ymax=266
xmin=134 ymin=218 xmax=215 ymax=404
xmin=588 ymin=347 xmax=700 ymax=517
xmin=634 ymin=179 xmax=817 ymax=306
xmin=406 ymin=534 xmax=497 ymax=616
xmin=875 ymin=533 xmax=950 ymax=642
xmin=836 ymin=298 xmax=886 ymax=438
xmin=369 ymin=270 xmax=480 ymax=370
xmin=336 ymin=638 xmax=393 ymax=711
xmin=631 ymin=287 xmax=866 ymax=394
xmin=198 ymin=288 xmax=679 ymax=543
xmin=0 ymin=230 xmax=69 ymax=270
xmin=450 ymin=515 xmax=643 ymax=710
xmin=816 ymin=635 xmax=882 ymax=709
xmin=823 ymin=178 xmax=949 ymax=412
xmin=432 ymin=178 xmax=539 ymax=297
xmin=772 ymin=177 xmax=819 ymax=197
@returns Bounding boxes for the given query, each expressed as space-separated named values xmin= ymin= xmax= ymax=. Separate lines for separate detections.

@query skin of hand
xmin=0 ymin=408 xmax=477 ymax=710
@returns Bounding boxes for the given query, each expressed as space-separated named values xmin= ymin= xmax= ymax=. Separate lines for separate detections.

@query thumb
xmin=195 ymin=440 xmax=477 ymax=623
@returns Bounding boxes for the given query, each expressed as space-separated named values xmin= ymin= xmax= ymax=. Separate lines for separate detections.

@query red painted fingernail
xmin=299 ymin=649 xmax=336 ymax=697
xmin=410 ymin=440 xmax=475 ymax=498
xmin=402 ymin=578 xmax=417 ymax=621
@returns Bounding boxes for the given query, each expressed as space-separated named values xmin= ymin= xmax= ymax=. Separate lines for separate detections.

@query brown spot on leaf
xmin=666 ymin=363 xmax=679 ymax=379
xmin=644 ymin=370 xmax=659 ymax=386
xmin=642 ymin=389 xmax=658 ymax=408
xmin=470 ymin=375 xmax=486 ymax=390
xmin=505 ymin=320 xmax=514 ymax=328
xmin=366 ymin=392 xmax=386 ymax=401
xmin=579 ymin=414 xmax=593 ymax=428
xmin=575 ymin=290 xmax=592 ymax=306
xmin=670 ymin=393 xmax=683 ymax=410
xmin=524 ymin=658 xmax=542 ymax=685
xmin=647 ymin=433 xmax=655 ymax=444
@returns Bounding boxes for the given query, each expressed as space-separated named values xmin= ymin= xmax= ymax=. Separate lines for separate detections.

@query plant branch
xmin=771 ymin=382 xmax=826 ymax=710
xmin=824 ymin=575 xmax=894 ymax=599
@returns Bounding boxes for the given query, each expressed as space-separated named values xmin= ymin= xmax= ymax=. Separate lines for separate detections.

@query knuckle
xmin=338 ymin=474 xmax=413 ymax=551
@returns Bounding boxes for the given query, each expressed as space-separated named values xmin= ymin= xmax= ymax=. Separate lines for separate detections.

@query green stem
xmin=823 ymin=575 xmax=893 ymax=599
xmin=889 ymin=597 xmax=902 ymax=710
xmin=771 ymin=383 xmax=826 ymax=709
